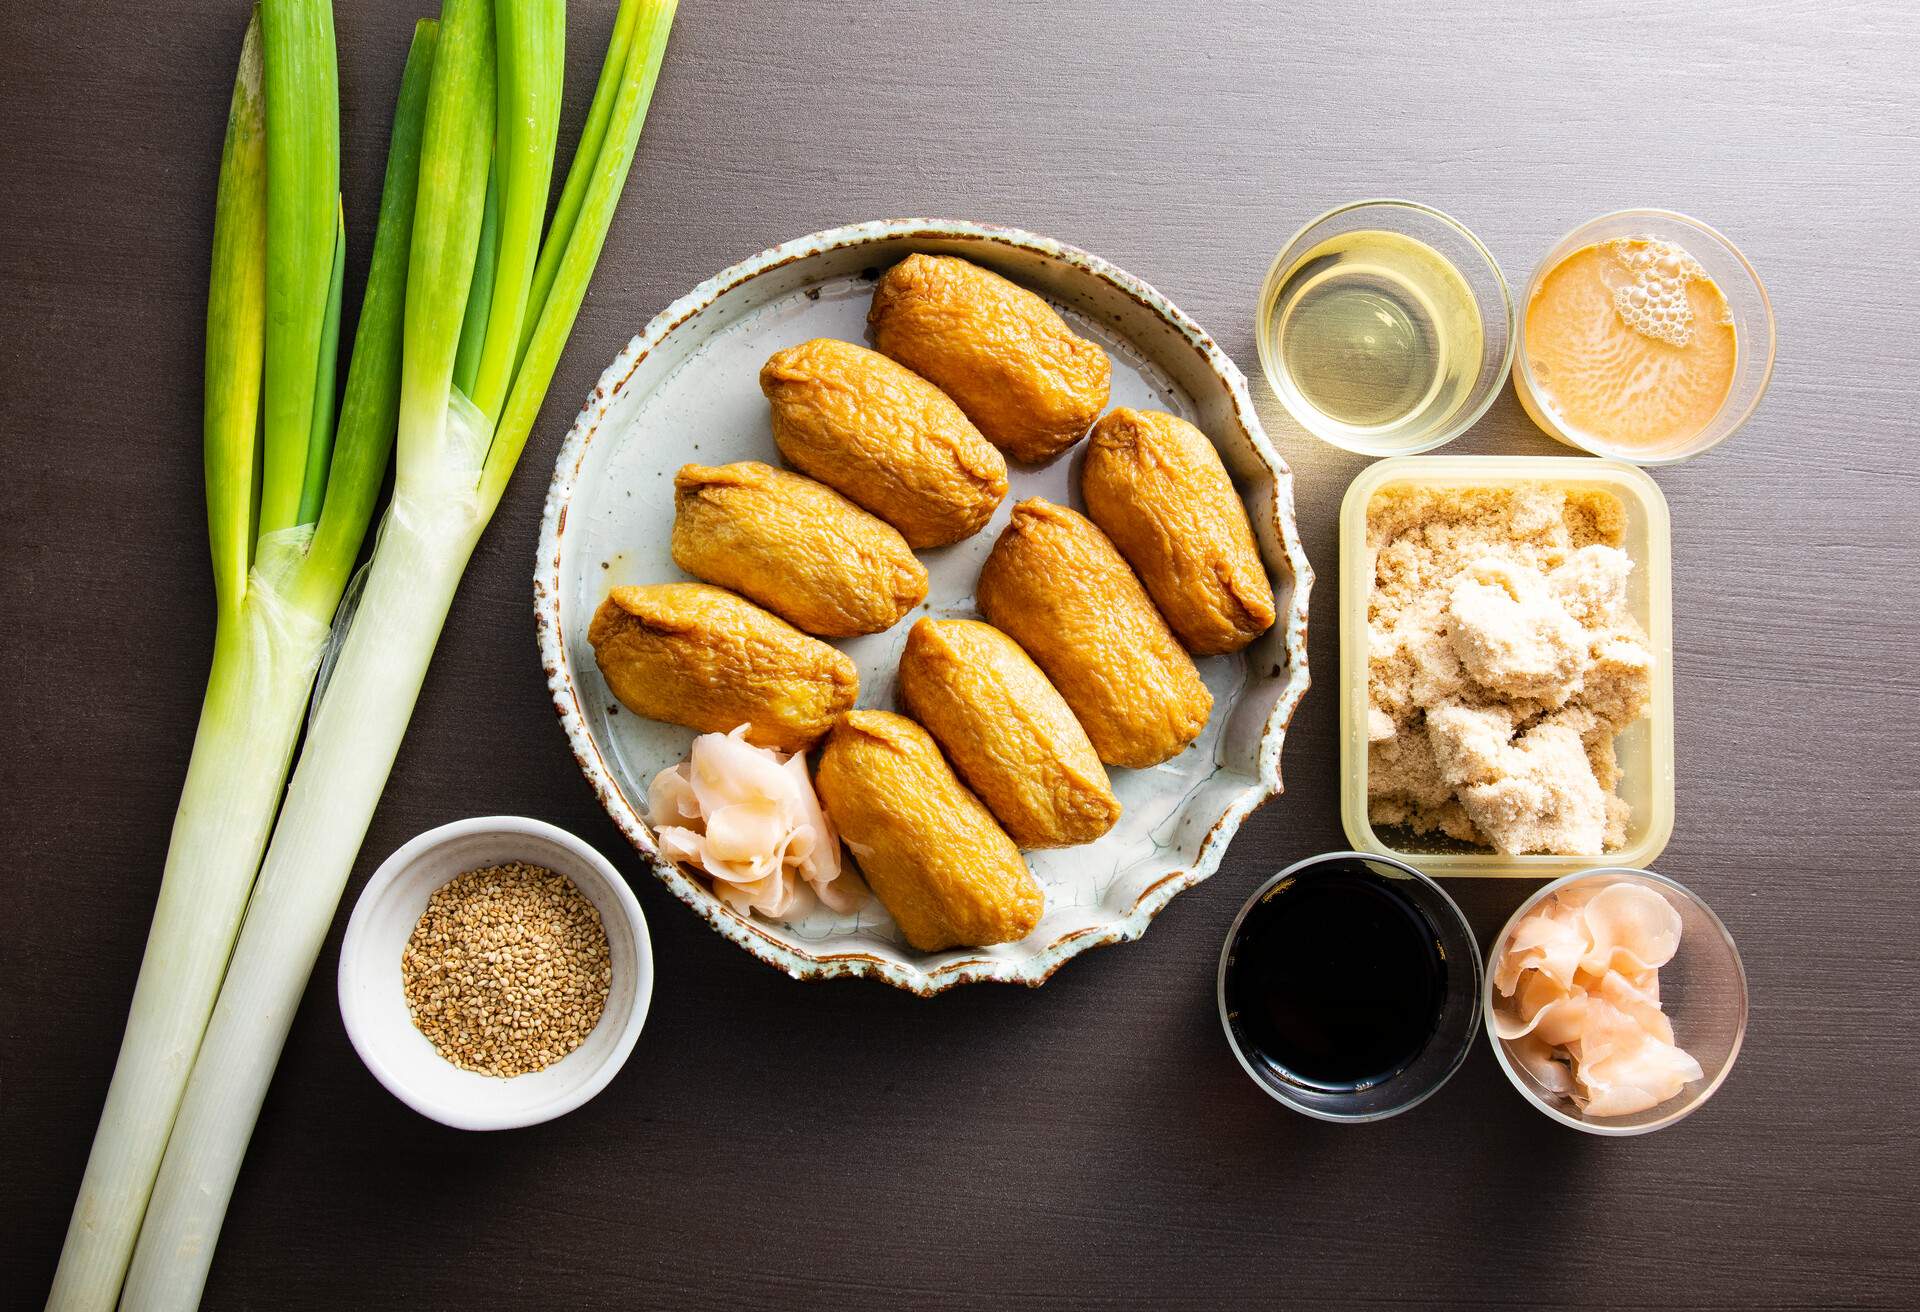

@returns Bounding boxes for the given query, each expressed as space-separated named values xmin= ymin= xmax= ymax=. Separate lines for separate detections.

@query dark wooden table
xmin=6 ymin=1 xmax=1917 ymax=1306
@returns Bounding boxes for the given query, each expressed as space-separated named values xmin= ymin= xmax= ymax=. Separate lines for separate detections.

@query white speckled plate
xmin=536 ymin=220 xmax=1312 ymax=995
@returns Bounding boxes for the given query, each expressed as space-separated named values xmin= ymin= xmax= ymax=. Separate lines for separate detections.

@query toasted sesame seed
xmin=400 ymin=863 xmax=612 ymax=1078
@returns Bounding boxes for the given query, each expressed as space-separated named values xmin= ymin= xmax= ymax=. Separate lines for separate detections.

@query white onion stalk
xmin=120 ymin=3 xmax=676 ymax=1305
xmin=120 ymin=406 xmax=491 ymax=1309
xmin=47 ymin=4 xmax=384 ymax=1304
xmin=45 ymin=536 xmax=327 ymax=1312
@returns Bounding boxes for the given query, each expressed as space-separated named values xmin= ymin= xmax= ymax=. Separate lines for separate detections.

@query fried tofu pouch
xmin=587 ymin=583 xmax=857 ymax=753
xmin=976 ymin=500 xmax=1211 ymax=769
xmin=760 ymin=338 xmax=1006 ymax=548
xmin=1081 ymin=408 xmax=1277 ymax=655
xmin=898 ymin=619 xmax=1120 ymax=848
xmin=671 ymin=462 xmax=927 ymax=638
xmin=867 ymin=254 xmax=1111 ymax=464
xmin=814 ymin=710 xmax=1043 ymax=951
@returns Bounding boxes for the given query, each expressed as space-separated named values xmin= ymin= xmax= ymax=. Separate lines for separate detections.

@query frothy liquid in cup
xmin=1524 ymin=238 xmax=1737 ymax=452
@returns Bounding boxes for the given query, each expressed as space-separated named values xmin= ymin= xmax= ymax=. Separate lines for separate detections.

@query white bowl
xmin=535 ymin=218 xmax=1314 ymax=995
xmin=337 ymin=816 xmax=653 ymax=1130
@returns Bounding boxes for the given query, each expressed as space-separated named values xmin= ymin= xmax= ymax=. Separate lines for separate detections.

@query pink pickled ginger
xmin=1493 ymin=880 xmax=1700 ymax=1117
xmin=647 ymin=726 xmax=867 ymax=919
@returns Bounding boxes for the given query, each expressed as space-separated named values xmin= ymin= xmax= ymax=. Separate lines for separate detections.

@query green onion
xmin=468 ymin=0 xmax=563 ymax=424
xmin=121 ymin=5 xmax=675 ymax=1306
xmin=256 ymin=0 xmax=340 ymax=537
xmin=202 ymin=10 xmax=270 ymax=635
xmin=47 ymin=10 xmax=432 ymax=1309
xmin=487 ymin=0 xmax=672 ymax=502
xmin=292 ymin=21 xmax=436 ymax=622
xmin=450 ymin=168 xmax=499 ymax=396
xmin=297 ymin=204 xmax=347 ymax=525
xmin=516 ymin=0 xmax=638 ymax=373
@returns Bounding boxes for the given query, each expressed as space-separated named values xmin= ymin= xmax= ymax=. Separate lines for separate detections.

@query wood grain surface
xmin=5 ymin=1 xmax=1917 ymax=1307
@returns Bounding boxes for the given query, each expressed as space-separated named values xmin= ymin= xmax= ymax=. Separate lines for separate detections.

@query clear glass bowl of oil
xmin=1257 ymin=200 xmax=1514 ymax=457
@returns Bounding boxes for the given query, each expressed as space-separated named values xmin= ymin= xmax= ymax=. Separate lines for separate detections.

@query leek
xmin=297 ymin=206 xmax=348 ymax=525
xmin=469 ymin=0 xmax=563 ymax=425
xmin=47 ymin=9 xmax=427 ymax=1309
xmin=122 ymin=3 xmax=677 ymax=1306
xmin=256 ymin=0 xmax=341 ymax=539
xmin=450 ymin=169 xmax=499 ymax=396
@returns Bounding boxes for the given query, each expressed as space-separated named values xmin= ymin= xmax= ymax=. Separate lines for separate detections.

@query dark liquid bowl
xmin=1217 ymin=852 xmax=1482 ymax=1122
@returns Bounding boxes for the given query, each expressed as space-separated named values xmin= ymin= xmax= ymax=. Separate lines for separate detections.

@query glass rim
xmin=1482 ymin=864 xmax=1750 ymax=1136
xmin=1511 ymin=208 xmax=1777 ymax=466
xmin=1216 ymin=849 xmax=1483 ymax=1124
xmin=1257 ymin=198 xmax=1516 ymax=457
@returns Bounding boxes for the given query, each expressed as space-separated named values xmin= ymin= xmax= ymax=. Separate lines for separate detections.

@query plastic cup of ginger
xmin=1513 ymin=211 xmax=1774 ymax=465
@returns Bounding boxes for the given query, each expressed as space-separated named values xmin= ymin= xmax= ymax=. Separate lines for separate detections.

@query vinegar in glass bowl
xmin=1265 ymin=228 xmax=1484 ymax=448
xmin=1256 ymin=200 xmax=1513 ymax=458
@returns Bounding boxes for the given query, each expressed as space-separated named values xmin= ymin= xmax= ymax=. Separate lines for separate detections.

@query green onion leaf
xmin=202 ymin=7 xmax=268 ymax=629
xmin=255 ymin=0 xmax=340 ymax=537
xmin=485 ymin=0 xmax=677 ymax=505
xmin=514 ymin=0 xmax=640 ymax=374
xmin=295 ymin=202 xmax=346 ymax=526
xmin=293 ymin=18 xmax=440 ymax=619
xmin=398 ymin=0 xmax=495 ymax=485
xmin=450 ymin=165 xmax=499 ymax=397
xmin=467 ymin=0 xmax=564 ymax=424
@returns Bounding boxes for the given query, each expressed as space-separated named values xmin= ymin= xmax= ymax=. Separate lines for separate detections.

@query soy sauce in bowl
xmin=1227 ymin=871 xmax=1444 ymax=1091
xmin=1218 ymin=853 xmax=1481 ymax=1121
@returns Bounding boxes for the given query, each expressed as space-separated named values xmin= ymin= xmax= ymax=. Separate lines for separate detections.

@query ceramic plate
xmin=536 ymin=219 xmax=1312 ymax=995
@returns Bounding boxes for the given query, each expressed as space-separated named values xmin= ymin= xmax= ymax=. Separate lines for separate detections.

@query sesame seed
xmin=400 ymin=863 xmax=612 ymax=1078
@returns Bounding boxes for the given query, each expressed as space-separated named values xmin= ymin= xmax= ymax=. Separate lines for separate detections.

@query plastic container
xmin=1339 ymin=456 xmax=1674 ymax=877
xmin=1484 ymin=867 xmax=1747 ymax=1135
xmin=1255 ymin=199 xmax=1513 ymax=457
xmin=1512 ymin=209 xmax=1775 ymax=465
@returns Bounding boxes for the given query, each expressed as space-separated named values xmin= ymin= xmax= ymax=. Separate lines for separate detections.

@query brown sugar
xmin=1365 ymin=484 xmax=1653 ymax=855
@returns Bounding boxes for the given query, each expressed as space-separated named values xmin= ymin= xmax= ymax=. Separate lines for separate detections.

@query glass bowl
xmin=1484 ymin=867 xmax=1748 ymax=1136
xmin=1256 ymin=199 xmax=1513 ymax=457
xmin=1218 ymin=852 xmax=1482 ymax=1123
xmin=1512 ymin=209 xmax=1775 ymax=464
